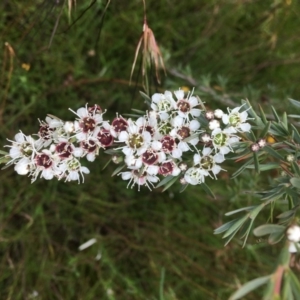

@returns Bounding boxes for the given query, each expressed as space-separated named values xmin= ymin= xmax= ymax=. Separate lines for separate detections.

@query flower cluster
xmin=4 ymin=105 xmax=113 ymax=183
xmin=2 ymin=89 xmax=252 ymax=189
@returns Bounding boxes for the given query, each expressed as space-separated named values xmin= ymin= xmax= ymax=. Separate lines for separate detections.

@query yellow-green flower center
xmin=128 ymin=134 xmax=144 ymax=148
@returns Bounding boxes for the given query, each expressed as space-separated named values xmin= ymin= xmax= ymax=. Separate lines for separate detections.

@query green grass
xmin=1 ymin=0 xmax=300 ymax=299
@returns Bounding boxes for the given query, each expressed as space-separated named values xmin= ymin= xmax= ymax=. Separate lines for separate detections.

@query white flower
xmin=184 ymin=167 xmax=208 ymax=185
xmin=5 ymin=132 xmax=40 ymax=169
xmin=193 ymin=147 xmax=225 ymax=178
xmin=151 ymin=91 xmax=176 ymax=121
xmin=173 ymin=89 xmax=201 ymax=119
xmin=222 ymin=104 xmax=251 ymax=133
xmin=120 ymin=169 xmax=159 ymax=191
xmin=70 ymin=104 xmax=103 ymax=141
xmin=30 ymin=150 xmax=61 ymax=182
xmin=50 ymin=138 xmax=83 ymax=159
xmin=158 ymin=161 xmax=180 ymax=176
xmin=117 ymin=119 xmax=152 ymax=156
xmin=14 ymin=157 xmax=34 ymax=175
xmin=170 ymin=116 xmax=201 ymax=152
xmin=211 ymin=128 xmax=239 ymax=156
xmin=58 ymin=158 xmax=90 ymax=183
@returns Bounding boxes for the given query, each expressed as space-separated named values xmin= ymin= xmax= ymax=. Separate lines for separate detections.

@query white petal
xmin=81 ymin=166 xmax=90 ymax=174
xmin=212 ymin=165 xmax=221 ymax=175
xmin=15 ymin=158 xmax=31 ymax=175
xmin=172 ymin=148 xmax=182 ymax=159
xmin=189 ymin=120 xmax=200 ymax=131
xmin=15 ymin=132 xmax=25 ymax=143
xmin=203 ymin=147 xmax=212 ymax=156
xmin=222 ymin=114 xmax=229 ymax=125
xmin=214 ymin=152 xmax=225 ymax=163
xmin=239 ymin=123 xmax=251 ymax=132
xmin=193 ymin=154 xmax=201 ymax=165
xmin=87 ymin=153 xmax=96 ymax=162
xmin=42 ymin=169 xmax=54 ymax=180
xmin=118 ymin=131 xmax=129 ymax=142
xmin=77 ymin=107 xmax=88 ymax=118
xmin=190 ymin=108 xmax=201 ymax=117
xmin=174 ymin=89 xmax=184 ymax=100
xmin=121 ymin=171 xmax=132 ymax=180
xmin=147 ymin=165 xmax=159 ymax=175
xmin=188 ymin=96 xmax=198 ymax=107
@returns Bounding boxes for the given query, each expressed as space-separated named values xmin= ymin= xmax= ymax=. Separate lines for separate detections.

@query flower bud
xmin=287 ymin=225 xmax=300 ymax=243
xmin=208 ymin=120 xmax=220 ymax=130
xmin=205 ymin=110 xmax=214 ymax=120
xmin=257 ymin=138 xmax=266 ymax=149
xmin=214 ymin=109 xmax=224 ymax=119
xmin=250 ymin=143 xmax=260 ymax=152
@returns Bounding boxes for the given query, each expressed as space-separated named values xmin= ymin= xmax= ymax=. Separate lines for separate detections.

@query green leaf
xmin=264 ymin=146 xmax=284 ymax=160
xmin=268 ymin=231 xmax=285 ymax=244
xmin=253 ymin=152 xmax=260 ymax=174
xmin=290 ymin=177 xmax=300 ymax=189
xmin=289 ymin=98 xmax=300 ymax=109
xmin=260 ymin=121 xmax=271 ymax=138
xmin=161 ymin=176 xmax=180 ymax=192
xmin=282 ymin=275 xmax=293 ymax=300
xmin=139 ymin=91 xmax=151 ymax=105
xmin=102 ymin=158 xmax=112 ymax=170
xmin=179 ymin=184 xmax=189 ymax=193
xmin=291 ymin=162 xmax=300 ymax=176
xmin=222 ymin=215 xmax=248 ymax=238
xmin=214 ymin=219 xmax=239 ymax=235
xmin=246 ymin=163 xmax=280 ymax=171
xmin=271 ymin=106 xmax=280 ymax=122
xmin=200 ymin=182 xmax=215 ymax=199
xmin=225 ymin=206 xmax=256 ymax=216
xmin=258 ymin=105 xmax=267 ymax=125
xmin=229 ymin=275 xmax=270 ymax=300
xmin=231 ymin=158 xmax=254 ymax=179
xmin=277 ymin=210 xmax=296 ymax=219
xmin=291 ymin=124 xmax=300 ymax=144
xmin=249 ymin=204 xmax=264 ymax=219
xmin=288 ymin=114 xmax=300 ymax=119
xmin=282 ymin=112 xmax=288 ymax=130
xmin=111 ymin=164 xmax=126 ymax=177
xmin=253 ymin=224 xmax=285 ymax=237
xmin=289 ymin=270 xmax=300 ymax=298
xmin=156 ymin=175 xmax=175 ymax=188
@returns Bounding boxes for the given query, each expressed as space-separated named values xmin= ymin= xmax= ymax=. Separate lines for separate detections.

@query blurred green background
xmin=0 ymin=0 xmax=300 ymax=299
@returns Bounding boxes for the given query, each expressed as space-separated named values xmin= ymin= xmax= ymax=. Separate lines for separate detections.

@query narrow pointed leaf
xmin=268 ymin=231 xmax=285 ymax=244
xmin=214 ymin=219 xmax=239 ymax=235
xmin=271 ymin=106 xmax=280 ymax=122
xmin=264 ymin=146 xmax=284 ymax=160
xmin=289 ymin=98 xmax=300 ymax=109
xmin=223 ymin=215 xmax=248 ymax=238
xmin=253 ymin=224 xmax=285 ymax=237
xmin=200 ymin=182 xmax=215 ymax=199
xmin=225 ymin=206 xmax=256 ymax=216
xmin=260 ymin=121 xmax=271 ymax=138
xmin=253 ymin=152 xmax=260 ymax=173
xmin=290 ymin=177 xmax=300 ymax=189
xmin=156 ymin=175 xmax=175 ymax=188
xmin=229 ymin=275 xmax=270 ymax=300
xmin=111 ymin=164 xmax=126 ymax=177
xmin=258 ymin=105 xmax=267 ymax=125
xmin=291 ymin=124 xmax=300 ymax=144
xmin=161 ymin=176 xmax=180 ymax=192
